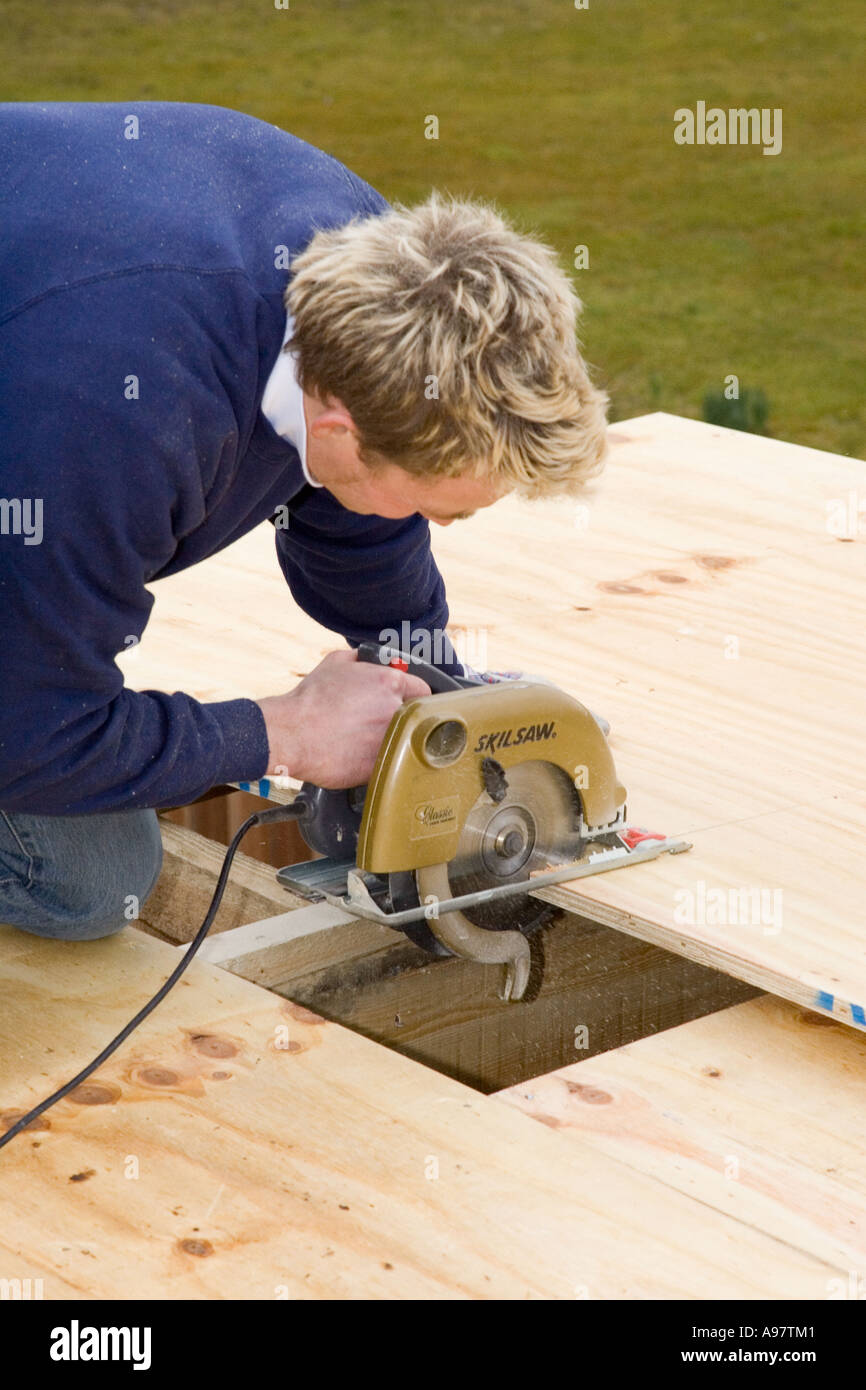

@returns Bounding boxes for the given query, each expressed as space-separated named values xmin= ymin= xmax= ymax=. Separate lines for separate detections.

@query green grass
xmin=3 ymin=0 xmax=864 ymax=456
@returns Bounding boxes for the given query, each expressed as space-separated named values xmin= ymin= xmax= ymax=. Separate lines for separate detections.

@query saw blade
xmin=413 ymin=759 xmax=584 ymax=934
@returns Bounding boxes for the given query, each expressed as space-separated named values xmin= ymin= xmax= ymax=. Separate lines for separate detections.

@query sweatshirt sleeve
xmin=0 ymin=273 xmax=271 ymax=815
xmin=274 ymin=485 xmax=465 ymax=676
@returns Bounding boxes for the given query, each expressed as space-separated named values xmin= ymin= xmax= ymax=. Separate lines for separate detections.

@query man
xmin=0 ymin=102 xmax=608 ymax=942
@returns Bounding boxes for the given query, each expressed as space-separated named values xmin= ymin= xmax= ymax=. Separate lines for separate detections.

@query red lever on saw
xmin=620 ymin=827 xmax=668 ymax=850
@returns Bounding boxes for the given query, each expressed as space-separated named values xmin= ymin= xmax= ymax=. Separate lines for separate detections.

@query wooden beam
xmin=187 ymin=902 xmax=400 ymax=988
xmin=141 ymin=819 xmax=305 ymax=942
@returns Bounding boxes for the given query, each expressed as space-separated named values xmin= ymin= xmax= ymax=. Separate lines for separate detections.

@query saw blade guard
xmin=356 ymin=681 xmax=626 ymax=877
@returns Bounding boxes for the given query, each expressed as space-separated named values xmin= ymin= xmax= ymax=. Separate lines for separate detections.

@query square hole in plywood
xmin=142 ymin=794 xmax=758 ymax=1094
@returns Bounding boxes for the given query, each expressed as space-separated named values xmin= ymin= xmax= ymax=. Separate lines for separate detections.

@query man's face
xmin=326 ymin=461 xmax=504 ymax=526
xmin=304 ymin=392 xmax=506 ymax=524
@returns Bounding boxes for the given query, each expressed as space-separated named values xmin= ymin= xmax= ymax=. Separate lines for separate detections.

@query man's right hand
xmin=255 ymin=648 xmax=431 ymax=788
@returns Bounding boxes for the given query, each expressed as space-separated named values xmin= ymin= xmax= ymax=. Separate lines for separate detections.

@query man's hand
xmin=255 ymin=648 xmax=431 ymax=788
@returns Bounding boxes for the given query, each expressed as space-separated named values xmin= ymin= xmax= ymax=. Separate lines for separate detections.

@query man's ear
xmin=309 ymin=401 xmax=357 ymax=438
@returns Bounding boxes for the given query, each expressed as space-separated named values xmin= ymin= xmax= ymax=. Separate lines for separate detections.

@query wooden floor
xmin=497 ymin=994 xmax=866 ymax=1280
xmin=2 ymin=412 xmax=862 ymax=1298
xmin=121 ymin=411 xmax=866 ymax=1028
xmin=0 ymin=925 xmax=851 ymax=1299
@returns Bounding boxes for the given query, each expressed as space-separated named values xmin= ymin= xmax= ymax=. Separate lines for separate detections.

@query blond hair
xmin=285 ymin=192 xmax=609 ymax=499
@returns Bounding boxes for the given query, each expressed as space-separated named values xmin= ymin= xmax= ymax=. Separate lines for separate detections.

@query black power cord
xmin=0 ymin=802 xmax=307 ymax=1152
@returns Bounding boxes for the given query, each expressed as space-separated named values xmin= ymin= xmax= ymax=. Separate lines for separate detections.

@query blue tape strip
xmin=851 ymin=1004 xmax=866 ymax=1026
xmin=815 ymin=990 xmax=835 ymax=1012
xmin=259 ymin=778 xmax=271 ymax=799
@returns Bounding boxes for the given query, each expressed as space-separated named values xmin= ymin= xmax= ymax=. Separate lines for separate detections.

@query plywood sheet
xmin=0 ymin=926 xmax=845 ymax=1298
xmin=497 ymin=994 xmax=866 ymax=1279
xmin=121 ymin=412 xmax=866 ymax=1025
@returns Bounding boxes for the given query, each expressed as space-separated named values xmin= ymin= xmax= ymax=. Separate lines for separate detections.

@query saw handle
xmin=296 ymin=644 xmax=470 ymax=858
xmin=356 ymin=640 xmax=477 ymax=693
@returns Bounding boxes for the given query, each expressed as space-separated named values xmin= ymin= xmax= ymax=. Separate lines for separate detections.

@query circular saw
xmin=278 ymin=644 xmax=690 ymax=1001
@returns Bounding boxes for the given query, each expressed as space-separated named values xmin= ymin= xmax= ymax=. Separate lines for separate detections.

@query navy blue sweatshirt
xmin=0 ymin=102 xmax=459 ymax=816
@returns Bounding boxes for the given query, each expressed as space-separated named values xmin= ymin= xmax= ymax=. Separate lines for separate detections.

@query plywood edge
xmin=187 ymin=901 xmax=401 ymax=987
xmin=613 ymin=410 xmax=866 ymax=467
xmin=535 ymin=882 xmax=866 ymax=1033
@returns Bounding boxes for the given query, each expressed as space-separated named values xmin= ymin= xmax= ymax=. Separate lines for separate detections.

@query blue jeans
xmin=0 ymin=808 xmax=163 ymax=940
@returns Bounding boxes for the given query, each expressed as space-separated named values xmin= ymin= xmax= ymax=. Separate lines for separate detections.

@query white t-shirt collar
xmin=260 ymin=312 xmax=323 ymax=488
